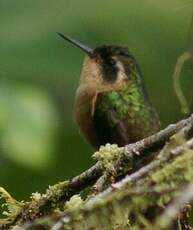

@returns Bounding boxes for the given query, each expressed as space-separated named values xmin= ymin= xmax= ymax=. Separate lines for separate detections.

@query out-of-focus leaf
xmin=0 ymin=84 xmax=57 ymax=170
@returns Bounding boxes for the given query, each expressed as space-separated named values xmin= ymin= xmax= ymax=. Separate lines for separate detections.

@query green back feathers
xmin=95 ymin=80 xmax=160 ymax=141
xmin=97 ymin=82 xmax=142 ymax=122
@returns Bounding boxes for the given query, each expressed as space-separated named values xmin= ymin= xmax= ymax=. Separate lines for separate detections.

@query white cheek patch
xmin=116 ymin=60 xmax=128 ymax=81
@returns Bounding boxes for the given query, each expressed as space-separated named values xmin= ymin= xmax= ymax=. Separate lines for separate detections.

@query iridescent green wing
xmin=93 ymin=90 xmax=131 ymax=147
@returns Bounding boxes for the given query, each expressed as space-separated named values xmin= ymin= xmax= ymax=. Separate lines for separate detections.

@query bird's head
xmin=57 ymin=33 xmax=141 ymax=92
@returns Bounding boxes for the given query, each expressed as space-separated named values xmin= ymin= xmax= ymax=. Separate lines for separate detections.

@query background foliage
xmin=0 ymin=0 xmax=192 ymax=201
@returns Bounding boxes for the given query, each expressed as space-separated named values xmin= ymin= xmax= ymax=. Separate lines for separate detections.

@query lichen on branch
xmin=0 ymin=115 xmax=193 ymax=230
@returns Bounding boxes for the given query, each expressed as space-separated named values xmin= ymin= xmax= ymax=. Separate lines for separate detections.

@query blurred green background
xmin=0 ymin=0 xmax=192 ymax=201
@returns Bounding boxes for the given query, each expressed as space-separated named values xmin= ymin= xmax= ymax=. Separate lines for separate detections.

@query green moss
xmin=46 ymin=181 xmax=70 ymax=205
xmin=151 ymin=150 xmax=193 ymax=186
xmin=93 ymin=143 xmax=123 ymax=169
xmin=65 ymin=195 xmax=83 ymax=211
xmin=30 ymin=192 xmax=42 ymax=202
xmin=0 ymin=187 xmax=24 ymax=225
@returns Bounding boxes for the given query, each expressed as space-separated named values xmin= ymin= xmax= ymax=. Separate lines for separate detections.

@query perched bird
xmin=57 ymin=33 xmax=161 ymax=149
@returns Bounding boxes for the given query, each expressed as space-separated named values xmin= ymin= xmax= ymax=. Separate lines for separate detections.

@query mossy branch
xmin=0 ymin=114 xmax=193 ymax=229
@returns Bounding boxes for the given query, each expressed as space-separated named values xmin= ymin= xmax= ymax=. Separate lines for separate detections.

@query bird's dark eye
xmin=107 ymin=58 xmax=116 ymax=66
xmin=119 ymin=51 xmax=129 ymax=57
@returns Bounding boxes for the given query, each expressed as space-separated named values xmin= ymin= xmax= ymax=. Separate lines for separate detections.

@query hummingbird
xmin=57 ymin=33 xmax=161 ymax=149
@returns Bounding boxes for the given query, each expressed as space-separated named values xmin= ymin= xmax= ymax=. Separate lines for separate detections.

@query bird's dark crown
xmin=93 ymin=45 xmax=132 ymax=59
xmin=92 ymin=45 xmax=136 ymax=83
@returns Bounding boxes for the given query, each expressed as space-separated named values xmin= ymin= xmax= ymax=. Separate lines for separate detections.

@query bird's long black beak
xmin=57 ymin=32 xmax=93 ymax=56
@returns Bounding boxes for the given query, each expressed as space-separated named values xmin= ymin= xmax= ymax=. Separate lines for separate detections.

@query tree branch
xmin=0 ymin=114 xmax=193 ymax=229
